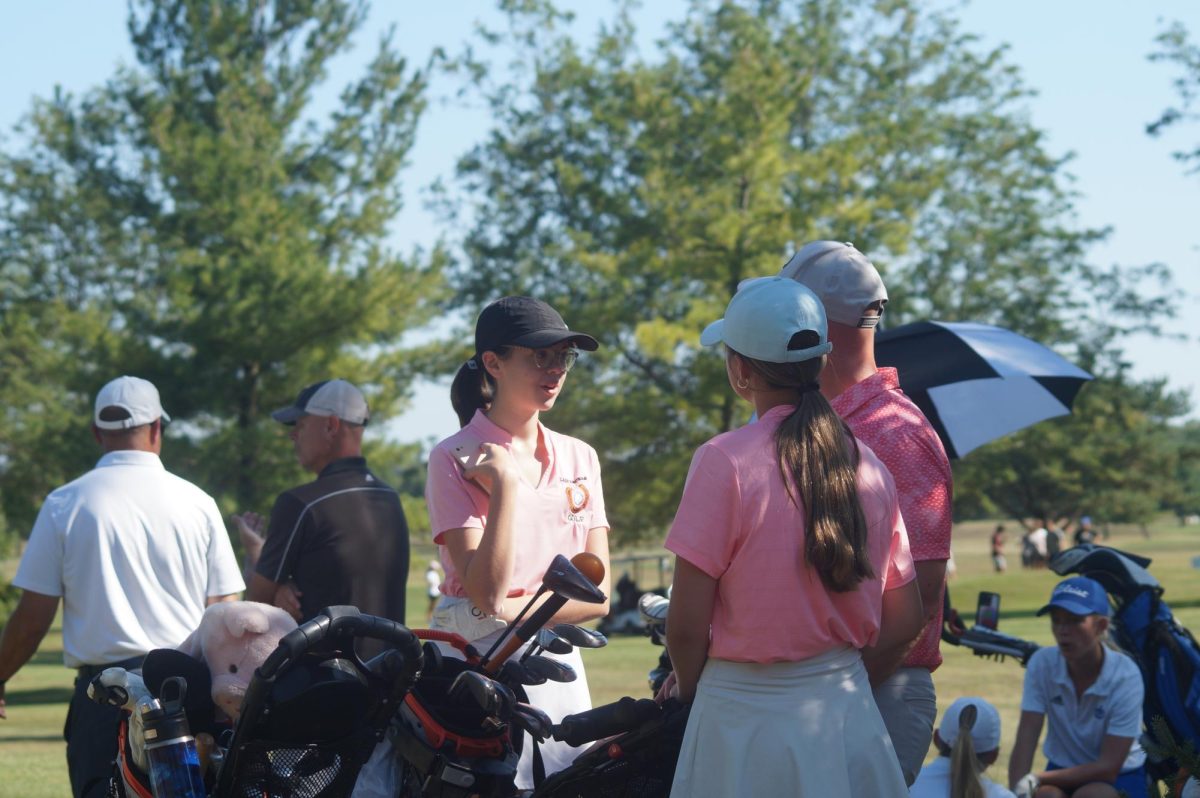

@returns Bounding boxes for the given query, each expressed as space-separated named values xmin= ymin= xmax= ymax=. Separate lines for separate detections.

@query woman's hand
xmin=655 ymin=671 xmax=679 ymax=704
xmin=463 ymin=442 xmax=518 ymax=493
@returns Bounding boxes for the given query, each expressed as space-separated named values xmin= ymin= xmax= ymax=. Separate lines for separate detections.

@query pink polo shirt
xmin=831 ymin=367 xmax=953 ymax=670
xmin=664 ymin=404 xmax=915 ymax=664
xmin=425 ymin=410 xmax=609 ymax=598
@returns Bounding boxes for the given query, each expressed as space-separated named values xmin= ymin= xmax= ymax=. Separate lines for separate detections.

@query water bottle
xmin=140 ymin=676 xmax=206 ymax=798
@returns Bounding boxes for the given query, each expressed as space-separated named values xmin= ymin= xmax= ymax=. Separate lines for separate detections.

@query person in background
xmin=665 ymin=278 xmax=921 ymax=797
xmin=1073 ymin=517 xmax=1096 ymax=546
xmin=992 ymin=524 xmax=1008 ymax=573
xmin=0 ymin=376 xmax=243 ymax=798
xmin=425 ymin=296 xmax=612 ymax=787
xmin=236 ymin=379 xmax=410 ymax=644
xmin=910 ymin=697 xmax=1016 ymax=798
xmin=425 ymin=560 xmax=442 ymax=621
xmin=1008 ymin=577 xmax=1147 ymax=798
xmin=782 ymin=241 xmax=952 ymax=785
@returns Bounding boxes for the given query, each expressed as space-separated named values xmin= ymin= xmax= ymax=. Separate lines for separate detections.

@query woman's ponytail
xmin=949 ymin=704 xmax=985 ymax=798
xmin=450 ymin=349 xmax=510 ymax=428
xmin=737 ymin=351 xmax=872 ymax=593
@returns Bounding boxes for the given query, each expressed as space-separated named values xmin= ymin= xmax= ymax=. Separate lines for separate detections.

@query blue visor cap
xmin=701 ymin=277 xmax=833 ymax=363
xmin=1037 ymin=576 xmax=1109 ymax=618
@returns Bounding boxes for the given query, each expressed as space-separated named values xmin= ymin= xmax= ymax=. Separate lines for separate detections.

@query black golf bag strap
xmin=393 ymin=728 xmax=480 ymax=798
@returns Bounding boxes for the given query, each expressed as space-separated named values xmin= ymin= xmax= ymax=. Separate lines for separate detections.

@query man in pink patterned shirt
xmin=783 ymin=241 xmax=953 ymax=786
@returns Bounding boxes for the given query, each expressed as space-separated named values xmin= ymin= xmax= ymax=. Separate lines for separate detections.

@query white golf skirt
xmin=430 ymin=595 xmax=592 ymax=789
xmin=670 ymin=646 xmax=908 ymax=798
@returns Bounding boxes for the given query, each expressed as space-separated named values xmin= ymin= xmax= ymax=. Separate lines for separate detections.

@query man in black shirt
xmin=236 ymin=379 xmax=410 ymax=635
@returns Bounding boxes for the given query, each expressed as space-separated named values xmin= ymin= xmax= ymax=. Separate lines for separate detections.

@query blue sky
xmin=3 ymin=1 xmax=1197 ymax=444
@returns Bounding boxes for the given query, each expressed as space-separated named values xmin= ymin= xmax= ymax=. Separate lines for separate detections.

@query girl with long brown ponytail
xmin=664 ymin=278 xmax=924 ymax=797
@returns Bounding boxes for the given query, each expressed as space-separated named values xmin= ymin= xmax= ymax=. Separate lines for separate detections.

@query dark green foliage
xmin=448 ymin=0 xmax=1173 ymax=543
xmin=0 ymin=0 xmax=444 ymax=528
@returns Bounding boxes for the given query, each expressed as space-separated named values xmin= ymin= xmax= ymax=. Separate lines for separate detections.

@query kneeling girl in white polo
xmin=1008 ymin=577 xmax=1147 ymax=798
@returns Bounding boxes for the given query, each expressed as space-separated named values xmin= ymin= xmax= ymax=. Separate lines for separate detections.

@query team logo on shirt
xmin=566 ymin=483 xmax=590 ymax=514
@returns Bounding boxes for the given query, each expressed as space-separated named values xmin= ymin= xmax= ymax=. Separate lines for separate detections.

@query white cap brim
xmin=700 ymin=319 xmax=725 ymax=347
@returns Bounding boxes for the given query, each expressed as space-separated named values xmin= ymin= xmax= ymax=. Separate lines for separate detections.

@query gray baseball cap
xmin=272 ymin=379 xmax=369 ymax=426
xmin=779 ymin=241 xmax=888 ymax=328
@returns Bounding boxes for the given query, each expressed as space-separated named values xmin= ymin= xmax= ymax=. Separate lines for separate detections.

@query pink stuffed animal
xmin=178 ymin=601 xmax=297 ymax=720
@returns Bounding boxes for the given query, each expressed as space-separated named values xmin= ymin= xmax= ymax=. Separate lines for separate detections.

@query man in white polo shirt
xmin=0 ymin=376 xmax=244 ymax=798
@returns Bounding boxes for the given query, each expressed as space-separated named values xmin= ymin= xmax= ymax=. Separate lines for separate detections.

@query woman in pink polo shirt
xmin=665 ymin=278 xmax=924 ymax=797
xmin=425 ymin=296 xmax=612 ymax=786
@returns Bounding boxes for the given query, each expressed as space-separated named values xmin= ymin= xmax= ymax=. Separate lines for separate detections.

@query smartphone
xmin=975 ymin=591 xmax=1001 ymax=630
xmin=451 ymin=432 xmax=487 ymax=472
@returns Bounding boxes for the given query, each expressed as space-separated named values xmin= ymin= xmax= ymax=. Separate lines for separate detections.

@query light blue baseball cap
xmin=700 ymin=277 xmax=833 ymax=363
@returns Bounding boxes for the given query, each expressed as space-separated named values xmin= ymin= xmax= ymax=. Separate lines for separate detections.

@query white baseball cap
xmin=779 ymin=241 xmax=888 ymax=328
xmin=94 ymin=376 xmax=171 ymax=430
xmin=271 ymin=379 xmax=370 ymax=426
xmin=700 ymin=277 xmax=833 ymax=363
xmin=938 ymin=697 xmax=1002 ymax=753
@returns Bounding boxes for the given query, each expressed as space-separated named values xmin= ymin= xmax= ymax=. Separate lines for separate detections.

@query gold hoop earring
xmin=736 ymin=378 xmax=750 ymax=391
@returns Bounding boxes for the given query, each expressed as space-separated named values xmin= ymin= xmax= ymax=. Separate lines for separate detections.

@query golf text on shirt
xmin=426 ymin=409 xmax=609 ymax=598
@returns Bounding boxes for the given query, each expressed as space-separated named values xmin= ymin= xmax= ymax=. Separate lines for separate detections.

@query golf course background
xmin=3 ymin=517 xmax=1198 ymax=798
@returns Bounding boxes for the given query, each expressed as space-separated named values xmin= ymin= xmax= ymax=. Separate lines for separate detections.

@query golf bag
xmin=102 ymin=606 xmax=422 ymax=798
xmin=390 ymin=629 xmax=519 ymax=798
xmin=533 ymin=698 xmax=690 ymax=798
xmin=1051 ymin=544 xmax=1200 ymax=780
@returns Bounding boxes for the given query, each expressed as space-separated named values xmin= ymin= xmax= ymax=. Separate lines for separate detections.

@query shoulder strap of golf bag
xmin=1116 ymin=590 xmax=1200 ymax=748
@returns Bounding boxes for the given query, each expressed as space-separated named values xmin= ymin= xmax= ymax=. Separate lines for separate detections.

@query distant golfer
xmin=425 ymin=560 xmax=442 ymax=620
xmin=0 ymin=376 xmax=243 ymax=798
xmin=665 ymin=279 xmax=921 ymax=797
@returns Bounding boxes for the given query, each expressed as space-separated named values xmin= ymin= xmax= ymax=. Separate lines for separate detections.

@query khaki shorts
xmin=873 ymin=666 xmax=937 ymax=787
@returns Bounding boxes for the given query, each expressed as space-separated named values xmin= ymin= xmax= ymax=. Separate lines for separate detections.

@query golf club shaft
xmin=481 ymin=552 xmax=605 ymax=668
xmin=480 ymin=586 xmax=546 ymax=665
xmin=485 ymin=594 xmax=572 ymax=674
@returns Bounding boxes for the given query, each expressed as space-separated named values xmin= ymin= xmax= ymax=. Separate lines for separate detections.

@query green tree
xmin=1162 ymin=421 xmax=1200 ymax=524
xmin=0 ymin=0 xmax=444 ymax=531
xmin=448 ymin=0 xmax=1172 ymax=543
xmin=1148 ymin=20 xmax=1200 ymax=172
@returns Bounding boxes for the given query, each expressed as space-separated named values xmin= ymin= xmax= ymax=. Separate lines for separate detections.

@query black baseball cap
xmin=474 ymin=296 xmax=599 ymax=354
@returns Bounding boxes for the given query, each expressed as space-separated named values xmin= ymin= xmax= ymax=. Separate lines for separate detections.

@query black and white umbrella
xmin=874 ymin=321 xmax=1093 ymax=459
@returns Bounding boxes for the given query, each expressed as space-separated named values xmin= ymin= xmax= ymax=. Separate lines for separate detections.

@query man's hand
xmin=274 ymin=582 xmax=304 ymax=622
xmin=232 ymin=512 xmax=266 ymax=563
xmin=1013 ymin=772 xmax=1040 ymax=798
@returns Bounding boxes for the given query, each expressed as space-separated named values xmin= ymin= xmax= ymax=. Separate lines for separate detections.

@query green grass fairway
xmin=3 ymin=521 xmax=1198 ymax=797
